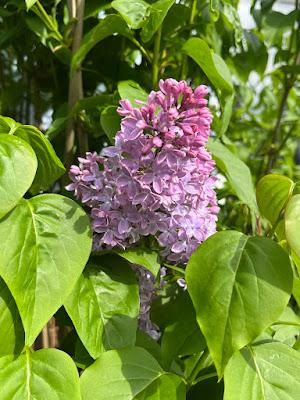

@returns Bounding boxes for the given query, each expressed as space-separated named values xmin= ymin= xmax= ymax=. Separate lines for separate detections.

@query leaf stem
xmin=163 ymin=263 xmax=185 ymax=275
xmin=273 ymin=320 xmax=300 ymax=328
xmin=192 ymin=371 xmax=218 ymax=385
xmin=152 ymin=27 xmax=162 ymax=88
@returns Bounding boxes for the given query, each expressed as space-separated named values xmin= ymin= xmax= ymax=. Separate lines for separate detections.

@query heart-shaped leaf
xmin=0 ymin=134 xmax=37 ymax=218
xmin=80 ymin=347 xmax=185 ymax=399
xmin=224 ymin=342 xmax=300 ymax=400
xmin=0 ymin=348 xmax=81 ymax=399
xmin=0 ymin=194 xmax=92 ymax=345
xmin=186 ymin=231 xmax=293 ymax=376
xmin=65 ymin=255 xmax=139 ymax=358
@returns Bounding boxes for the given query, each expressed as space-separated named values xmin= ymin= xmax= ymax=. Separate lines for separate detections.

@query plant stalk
xmin=64 ymin=0 xmax=87 ymax=173
xmin=152 ymin=27 xmax=162 ymax=88
xmin=180 ymin=0 xmax=197 ymax=80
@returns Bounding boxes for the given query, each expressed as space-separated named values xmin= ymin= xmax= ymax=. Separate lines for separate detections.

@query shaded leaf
xmin=100 ymin=106 xmax=121 ymax=144
xmin=141 ymin=0 xmax=175 ymax=42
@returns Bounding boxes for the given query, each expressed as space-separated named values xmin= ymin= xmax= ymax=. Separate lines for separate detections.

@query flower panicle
xmin=67 ymin=78 xmax=219 ymax=264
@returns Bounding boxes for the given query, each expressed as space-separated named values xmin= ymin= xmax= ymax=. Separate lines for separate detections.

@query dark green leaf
xmin=0 ymin=277 xmax=24 ymax=357
xmin=72 ymin=15 xmax=133 ymax=70
xmin=100 ymin=106 xmax=121 ymax=144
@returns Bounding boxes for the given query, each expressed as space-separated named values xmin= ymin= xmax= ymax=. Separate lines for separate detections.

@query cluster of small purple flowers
xmin=67 ymin=78 xmax=219 ymax=264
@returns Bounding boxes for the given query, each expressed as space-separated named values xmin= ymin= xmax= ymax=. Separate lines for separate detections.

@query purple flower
xmin=67 ymin=78 xmax=219 ymax=264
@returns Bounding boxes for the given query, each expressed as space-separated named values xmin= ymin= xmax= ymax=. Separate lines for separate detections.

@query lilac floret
xmin=67 ymin=78 xmax=219 ymax=264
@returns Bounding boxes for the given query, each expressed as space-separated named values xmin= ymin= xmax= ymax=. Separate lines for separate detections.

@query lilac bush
xmin=67 ymin=78 xmax=219 ymax=264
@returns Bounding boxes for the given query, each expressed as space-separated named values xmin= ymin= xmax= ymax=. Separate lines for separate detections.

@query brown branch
xmin=64 ymin=0 xmax=87 ymax=173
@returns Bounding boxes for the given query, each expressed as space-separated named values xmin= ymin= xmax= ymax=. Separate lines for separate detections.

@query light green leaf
xmin=183 ymin=37 xmax=233 ymax=94
xmin=224 ymin=342 xmax=300 ymax=400
xmin=257 ymin=174 xmax=294 ymax=225
xmin=285 ymin=194 xmax=300 ymax=260
xmin=0 ymin=348 xmax=81 ymax=399
xmin=0 ymin=277 xmax=24 ymax=357
xmin=118 ymin=80 xmax=148 ymax=107
xmin=80 ymin=347 xmax=185 ymax=399
xmin=141 ymin=0 xmax=175 ymax=43
xmin=25 ymin=0 xmax=38 ymax=10
xmin=0 ymin=194 xmax=92 ymax=346
xmin=117 ymin=247 xmax=160 ymax=276
xmin=186 ymin=231 xmax=293 ymax=376
xmin=65 ymin=256 xmax=139 ymax=358
xmin=112 ymin=0 xmax=150 ymax=29
xmin=14 ymin=125 xmax=65 ymax=193
xmin=0 ymin=115 xmax=20 ymax=134
xmin=207 ymin=139 xmax=258 ymax=214
xmin=72 ymin=14 xmax=133 ymax=70
xmin=0 ymin=134 xmax=37 ymax=218
xmin=100 ymin=106 xmax=121 ymax=144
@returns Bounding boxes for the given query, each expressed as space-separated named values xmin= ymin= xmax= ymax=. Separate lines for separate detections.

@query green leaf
xmin=257 ymin=174 xmax=294 ymax=225
xmin=14 ymin=125 xmax=65 ymax=193
xmin=72 ymin=14 xmax=133 ymax=70
xmin=0 ymin=115 xmax=20 ymax=134
xmin=25 ymin=0 xmax=38 ymax=10
xmin=135 ymin=330 xmax=162 ymax=365
xmin=0 ymin=194 xmax=92 ymax=346
xmin=80 ymin=347 xmax=185 ymax=399
xmin=118 ymin=80 xmax=148 ymax=107
xmin=0 ymin=277 xmax=24 ymax=357
xmin=100 ymin=106 xmax=121 ymax=144
xmin=161 ymin=318 xmax=206 ymax=370
xmin=183 ymin=38 xmax=233 ymax=94
xmin=186 ymin=231 xmax=293 ymax=376
xmin=112 ymin=0 xmax=150 ymax=29
xmin=65 ymin=256 xmax=139 ymax=358
xmin=207 ymin=139 xmax=258 ymax=214
xmin=117 ymin=247 xmax=160 ymax=276
xmin=141 ymin=0 xmax=175 ymax=43
xmin=0 ymin=348 xmax=81 ymax=399
xmin=0 ymin=134 xmax=37 ymax=218
xmin=285 ymin=194 xmax=300 ymax=260
xmin=224 ymin=342 xmax=300 ymax=400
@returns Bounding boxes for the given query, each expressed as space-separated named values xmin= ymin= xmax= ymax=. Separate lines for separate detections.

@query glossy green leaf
xmin=224 ymin=342 xmax=300 ymax=400
xmin=112 ymin=0 xmax=150 ymax=29
xmin=0 ymin=277 xmax=24 ymax=357
xmin=0 ymin=115 xmax=19 ymax=134
xmin=186 ymin=231 xmax=293 ymax=376
xmin=117 ymin=247 xmax=160 ymax=276
xmin=141 ymin=0 xmax=175 ymax=42
xmin=100 ymin=106 xmax=121 ymax=144
xmin=257 ymin=174 xmax=294 ymax=225
xmin=0 ymin=348 xmax=81 ymax=399
xmin=80 ymin=347 xmax=185 ymax=399
xmin=0 ymin=134 xmax=37 ymax=218
xmin=0 ymin=194 xmax=92 ymax=346
xmin=14 ymin=125 xmax=65 ymax=193
xmin=65 ymin=257 xmax=139 ymax=358
xmin=183 ymin=38 xmax=233 ymax=94
xmin=118 ymin=80 xmax=148 ymax=107
xmin=285 ymin=194 xmax=300 ymax=260
xmin=72 ymin=14 xmax=133 ymax=70
xmin=207 ymin=139 xmax=258 ymax=214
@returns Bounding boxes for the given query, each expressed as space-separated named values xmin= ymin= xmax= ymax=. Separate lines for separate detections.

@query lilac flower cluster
xmin=67 ymin=78 xmax=219 ymax=264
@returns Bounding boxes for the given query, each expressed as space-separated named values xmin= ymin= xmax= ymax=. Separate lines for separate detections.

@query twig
xmin=180 ymin=0 xmax=197 ymax=80
xmin=152 ymin=27 xmax=162 ymax=88
xmin=64 ymin=0 xmax=87 ymax=173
